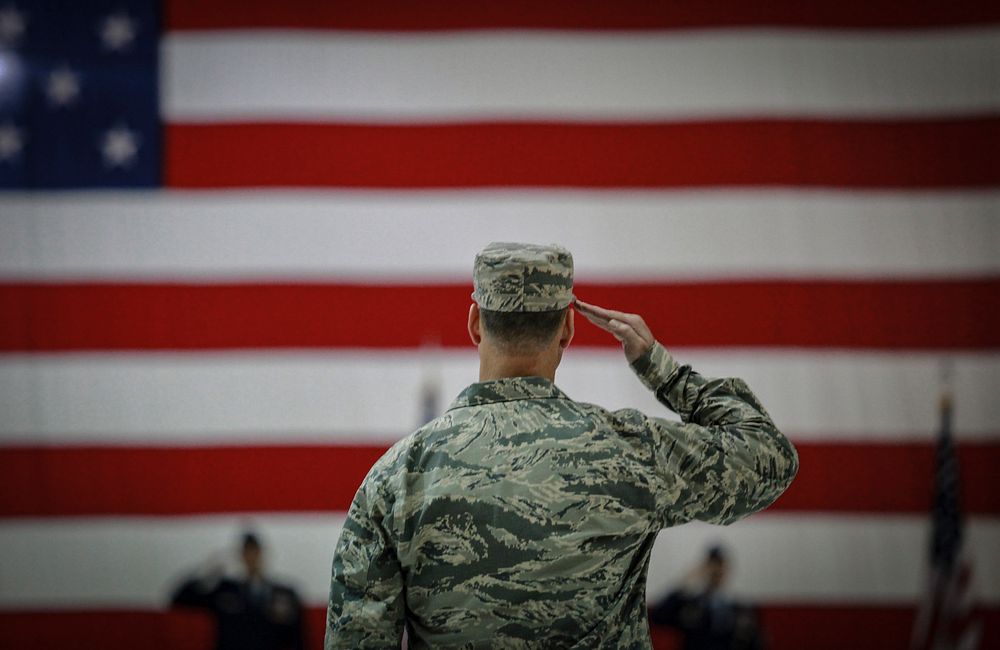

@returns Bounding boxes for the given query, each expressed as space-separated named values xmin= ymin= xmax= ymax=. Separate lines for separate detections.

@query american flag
xmin=1 ymin=1 xmax=998 ymax=649
xmin=911 ymin=392 xmax=983 ymax=650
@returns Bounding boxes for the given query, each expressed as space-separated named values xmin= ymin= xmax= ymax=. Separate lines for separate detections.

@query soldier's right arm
xmin=629 ymin=342 xmax=799 ymax=527
xmin=170 ymin=576 xmax=219 ymax=610
xmin=575 ymin=299 xmax=797 ymax=527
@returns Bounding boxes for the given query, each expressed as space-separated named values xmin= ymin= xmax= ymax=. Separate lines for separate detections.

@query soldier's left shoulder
xmin=362 ymin=416 xmax=449 ymax=486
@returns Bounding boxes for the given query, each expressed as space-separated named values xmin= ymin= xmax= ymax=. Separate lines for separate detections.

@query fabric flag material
xmin=911 ymin=391 xmax=983 ymax=650
xmin=1 ymin=1 xmax=999 ymax=649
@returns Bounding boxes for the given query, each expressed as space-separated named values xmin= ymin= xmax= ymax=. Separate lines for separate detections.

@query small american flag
xmin=911 ymin=390 xmax=983 ymax=650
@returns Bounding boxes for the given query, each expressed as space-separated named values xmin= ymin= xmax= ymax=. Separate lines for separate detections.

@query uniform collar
xmin=447 ymin=376 xmax=570 ymax=410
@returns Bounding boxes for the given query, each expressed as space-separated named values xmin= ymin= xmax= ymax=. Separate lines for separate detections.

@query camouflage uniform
xmin=326 ymin=243 xmax=799 ymax=649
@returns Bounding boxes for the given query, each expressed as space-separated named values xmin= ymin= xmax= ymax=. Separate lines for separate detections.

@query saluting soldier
xmin=650 ymin=545 xmax=767 ymax=650
xmin=171 ymin=532 xmax=306 ymax=650
xmin=326 ymin=242 xmax=798 ymax=649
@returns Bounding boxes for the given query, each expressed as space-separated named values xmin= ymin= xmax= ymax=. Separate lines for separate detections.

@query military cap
xmin=241 ymin=530 xmax=262 ymax=549
xmin=707 ymin=544 xmax=727 ymax=562
xmin=472 ymin=242 xmax=574 ymax=312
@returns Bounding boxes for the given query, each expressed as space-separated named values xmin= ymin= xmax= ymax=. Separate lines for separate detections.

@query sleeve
xmin=647 ymin=590 xmax=690 ymax=629
xmin=169 ymin=574 xmax=221 ymax=611
xmin=628 ymin=342 xmax=799 ymax=527
xmin=325 ymin=470 xmax=406 ymax=649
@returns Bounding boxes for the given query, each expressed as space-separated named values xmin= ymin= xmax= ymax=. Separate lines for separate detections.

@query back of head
xmin=479 ymin=308 xmax=567 ymax=352
xmin=472 ymin=242 xmax=575 ymax=354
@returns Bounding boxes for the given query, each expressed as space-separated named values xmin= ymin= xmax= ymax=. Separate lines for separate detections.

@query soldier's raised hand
xmin=575 ymin=299 xmax=655 ymax=363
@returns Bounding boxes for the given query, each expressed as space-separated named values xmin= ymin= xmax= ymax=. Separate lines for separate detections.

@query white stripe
xmin=1 ymin=350 xmax=996 ymax=443
xmin=0 ymin=514 xmax=997 ymax=608
xmin=648 ymin=515 xmax=1000 ymax=605
xmin=2 ymin=190 xmax=998 ymax=280
xmin=162 ymin=30 xmax=1000 ymax=121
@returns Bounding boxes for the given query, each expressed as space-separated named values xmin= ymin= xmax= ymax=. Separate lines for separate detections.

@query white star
xmin=47 ymin=67 xmax=80 ymax=106
xmin=99 ymin=12 xmax=135 ymax=52
xmin=0 ymin=5 xmax=25 ymax=47
xmin=0 ymin=122 xmax=23 ymax=161
xmin=101 ymin=125 xmax=139 ymax=168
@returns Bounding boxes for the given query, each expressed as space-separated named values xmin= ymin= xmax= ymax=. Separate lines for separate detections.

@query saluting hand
xmin=575 ymin=299 xmax=655 ymax=363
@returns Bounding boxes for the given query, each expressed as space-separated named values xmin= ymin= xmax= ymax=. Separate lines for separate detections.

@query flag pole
xmin=910 ymin=358 xmax=957 ymax=650
xmin=939 ymin=357 xmax=954 ymax=422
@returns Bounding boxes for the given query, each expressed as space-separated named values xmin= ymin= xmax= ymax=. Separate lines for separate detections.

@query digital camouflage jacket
xmin=326 ymin=343 xmax=799 ymax=649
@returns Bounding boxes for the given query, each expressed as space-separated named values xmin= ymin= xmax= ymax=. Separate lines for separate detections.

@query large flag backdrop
xmin=1 ymin=1 xmax=999 ymax=648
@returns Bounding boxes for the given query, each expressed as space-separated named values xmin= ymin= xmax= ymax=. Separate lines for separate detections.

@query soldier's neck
xmin=479 ymin=344 xmax=559 ymax=382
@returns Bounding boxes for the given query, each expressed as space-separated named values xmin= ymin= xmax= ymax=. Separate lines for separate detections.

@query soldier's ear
xmin=558 ymin=307 xmax=574 ymax=349
xmin=468 ymin=303 xmax=482 ymax=346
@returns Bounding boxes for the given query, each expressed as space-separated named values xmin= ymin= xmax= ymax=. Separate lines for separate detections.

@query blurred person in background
xmin=650 ymin=545 xmax=766 ymax=650
xmin=170 ymin=530 xmax=306 ymax=650
xmin=325 ymin=242 xmax=798 ymax=648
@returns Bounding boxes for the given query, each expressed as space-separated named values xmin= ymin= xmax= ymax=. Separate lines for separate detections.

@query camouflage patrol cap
xmin=472 ymin=242 xmax=574 ymax=312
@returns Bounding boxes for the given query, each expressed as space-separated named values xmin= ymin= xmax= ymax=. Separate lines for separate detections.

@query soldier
xmin=650 ymin=545 xmax=767 ymax=650
xmin=326 ymin=242 xmax=798 ymax=649
xmin=171 ymin=531 xmax=306 ymax=650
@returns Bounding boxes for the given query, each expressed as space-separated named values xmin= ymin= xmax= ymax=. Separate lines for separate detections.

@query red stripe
xmin=2 ymin=279 xmax=998 ymax=351
xmin=748 ymin=605 xmax=1000 ymax=650
xmin=2 ymin=606 xmax=999 ymax=650
xmin=0 ymin=442 xmax=996 ymax=517
xmin=165 ymin=0 xmax=1000 ymax=30
xmin=772 ymin=442 xmax=1000 ymax=514
xmin=0 ymin=445 xmax=383 ymax=517
xmin=165 ymin=119 xmax=1000 ymax=189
